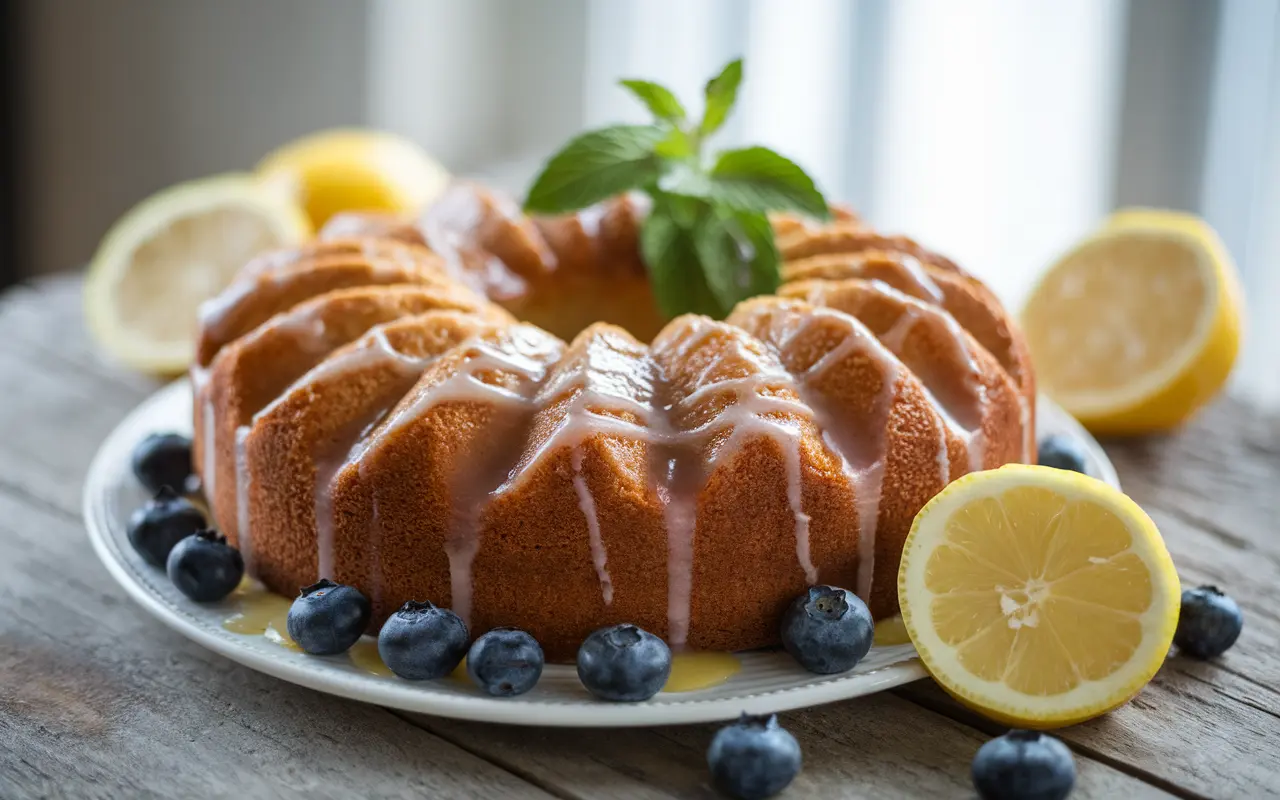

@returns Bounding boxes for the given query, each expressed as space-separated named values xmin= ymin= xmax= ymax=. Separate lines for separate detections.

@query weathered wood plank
xmin=0 ymin=486 xmax=551 ymax=800
xmin=1104 ymin=397 xmax=1280 ymax=564
xmin=406 ymin=695 xmax=1173 ymax=799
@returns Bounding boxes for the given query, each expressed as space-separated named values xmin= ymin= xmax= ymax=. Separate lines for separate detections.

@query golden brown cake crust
xmin=196 ymin=187 xmax=1034 ymax=659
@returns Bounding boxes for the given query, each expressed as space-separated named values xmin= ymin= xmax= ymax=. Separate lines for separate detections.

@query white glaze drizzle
xmin=420 ymin=185 xmax=547 ymax=299
xmin=652 ymin=321 xmax=821 ymax=645
xmin=202 ymin=397 xmax=216 ymax=499
xmin=500 ymin=330 xmax=659 ymax=606
xmin=934 ymin=311 xmax=989 ymax=473
xmin=897 ymin=255 xmax=946 ymax=303
xmin=345 ymin=325 xmax=561 ymax=626
xmin=936 ymin=417 xmax=953 ymax=487
xmin=836 ymin=281 xmax=992 ymax=475
xmin=571 ymin=448 xmax=612 ymax=605
xmin=234 ymin=425 xmax=254 ymax=573
xmin=575 ymin=201 xmax=608 ymax=241
xmin=877 ymin=275 xmax=1032 ymax=467
xmin=737 ymin=305 xmax=904 ymax=606
xmin=658 ymin=458 xmax=698 ymax=646
xmin=196 ymin=257 xmax=401 ymax=350
xmin=190 ymin=365 xmax=215 ymax=498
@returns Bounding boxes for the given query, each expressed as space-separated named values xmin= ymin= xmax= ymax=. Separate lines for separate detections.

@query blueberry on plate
xmin=780 ymin=585 xmax=874 ymax=674
xmin=1037 ymin=434 xmax=1088 ymax=474
xmin=707 ymin=713 xmax=802 ymax=800
xmin=577 ymin=623 xmax=671 ymax=702
xmin=1175 ymin=585 xmax=1243 ymax=659
xmin=286 ymin=579 xmax=371 ymax=656
xmin=127 ymin=487 xmax=207 ymax=568
xmin=972 ymin=729 xmax=1075 ymax=800
xmin=467 ymin=627 xmax=544 ymax=697
xmin=377 ymin=600 xmax=469 ymax=680
xmin=166 ymin=529 xmax=244 ymax=602
xmin=132 ymin=432 xmax=195 ymax=494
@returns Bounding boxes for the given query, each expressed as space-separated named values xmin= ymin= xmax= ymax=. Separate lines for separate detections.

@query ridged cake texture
xmin=192 ymin=183 xmax=1034 ymax=658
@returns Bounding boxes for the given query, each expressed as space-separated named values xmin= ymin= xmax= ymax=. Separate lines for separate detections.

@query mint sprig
xmin=524 ymin=59 xmax=830 ymax=320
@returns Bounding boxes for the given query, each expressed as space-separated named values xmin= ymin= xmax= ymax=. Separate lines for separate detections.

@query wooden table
xmin=2 ymin=275 xmax=1277 ymax=799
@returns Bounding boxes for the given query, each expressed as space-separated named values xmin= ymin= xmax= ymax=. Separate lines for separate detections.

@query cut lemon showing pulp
xmin=1022 ymin=209 xmax=1243 ymax=434
xmin=898 ymin=465 xmax=1179 ymax=728
xmin=85 ymin=174 xmax=310 ymax=374
xmin=256 ymin=128 xmax=449 ymax=230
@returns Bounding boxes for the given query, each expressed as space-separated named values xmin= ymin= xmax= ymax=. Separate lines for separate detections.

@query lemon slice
xmin=1021 ymin=209 xmax=1243 ymax=433
xmin=898 ymin=464 xmax=1179 ymax=728
xmin=85 ymin=174 xmax=310 ymax=374
xmin=256 ymin=128 xmax=450 ymax=230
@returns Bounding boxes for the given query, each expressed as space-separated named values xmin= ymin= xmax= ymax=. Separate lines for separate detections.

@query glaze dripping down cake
xmin=191 ymin=183 xmax=1035 ymax=658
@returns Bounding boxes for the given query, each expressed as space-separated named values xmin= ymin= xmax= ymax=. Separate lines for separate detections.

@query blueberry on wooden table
xmin=972 ymin=730 xmax=1076 ymax=800
xmin=1175 ymin=585 xmax=1243 ymax=659
xmin=707 ymin=713 xmax=802 ymax=800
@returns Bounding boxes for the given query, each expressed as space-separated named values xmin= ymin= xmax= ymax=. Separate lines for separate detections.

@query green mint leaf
xmin=712 ymin=147 xmax=830 ymax=217
xmin=619 ymin=79 xmax=687 ymax=123
xmin=661 ymin=146 xmax=829 ymax=218
xmin=654 ymin=127 xmax=695 ymax=159
xmin=524 ymin=125 xmax=666 ymax=214
xmin=700 ymin=59 xmax=743 ymax=136
xmin=641 ymin=200 xmax=723 ymax=319
xmin=692 ymin=208 xmax=780 ymax=313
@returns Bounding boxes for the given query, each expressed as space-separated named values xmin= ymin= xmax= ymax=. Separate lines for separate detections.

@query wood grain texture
xmin=411 ymin=696 xmax=1172 ymax=799
xmin=899 ymin=398 xmax=1280 ymax=800
xmin=0 ymin=274 xmax=1276 ymax=799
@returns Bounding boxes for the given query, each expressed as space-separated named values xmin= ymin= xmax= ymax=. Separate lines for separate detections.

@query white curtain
xmin=370 ymin=0 xmax=1278 ymax=404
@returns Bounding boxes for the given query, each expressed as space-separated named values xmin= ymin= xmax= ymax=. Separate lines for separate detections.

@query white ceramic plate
xmin=83 ymin=380 xmax=1119 ymax=726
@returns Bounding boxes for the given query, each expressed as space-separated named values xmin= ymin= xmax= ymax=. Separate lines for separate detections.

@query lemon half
xmin=898 ymin=465 xmax=1180 ymax=728
xmin=84 ymin=174 xmax=310 ymax=374
xmin=1022 ymin=209 xmax=1243 ymax=434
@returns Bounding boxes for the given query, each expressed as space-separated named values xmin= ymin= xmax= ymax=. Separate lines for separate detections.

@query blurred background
xmin=0 ymin=0 xmax=1275 ymax=401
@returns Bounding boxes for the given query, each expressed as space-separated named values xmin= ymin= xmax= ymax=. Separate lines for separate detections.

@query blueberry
xmin=132 ymin=433 xmax=195 ymax=494
xmin=972 ymin=729 xmax=1076 ymax=800
xmin=377 ymin=600 xmax=469 ymax=679
xmin=286 ymin=579 xmax=371 ymax=655
xmin=165 ymin=529 xmax=244 ymax=602
xmin=707 ymin=713 xmax=802 ymax=800
xmin=780 ymin=585 xmax=873 ymax=674
xmin=127 ymin=487 xmax=207 ymax=568
xmin=1175 ymin=585 xmax=1243 ymax=659
xmin=576 ymin=623 xmax=671 ymax=702
xmin=466 ymin=628 xmax=544 ymax=697
xmin=1037 ymin=435 xmax=1088 ymax=474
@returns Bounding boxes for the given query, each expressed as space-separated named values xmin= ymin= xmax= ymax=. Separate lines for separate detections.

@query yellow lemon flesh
xmin=85 ymin=174 xmax=310 ymax=374
xmin=256 ymin=128 xmax=449 ymax=230
xmin=1021 ymin=209 xmax=1243 ymax=434
xmin=898 ymin=465 xmax=1179 ymax=728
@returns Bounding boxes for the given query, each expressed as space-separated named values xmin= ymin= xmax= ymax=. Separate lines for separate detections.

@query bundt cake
xmin=192 ymin=182 xmax=1035 ymax=659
